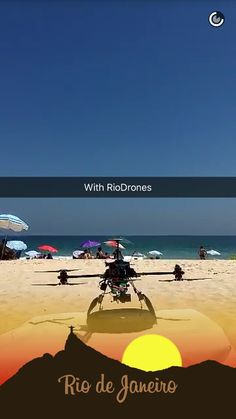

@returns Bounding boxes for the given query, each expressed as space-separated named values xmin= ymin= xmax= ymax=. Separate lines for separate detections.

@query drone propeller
xmin=138 ymin=271 xmax=174 ymax=276
xmin=32 ymin=283 xmax=59 ymax=287
xmin=32 ymin=282 xmax=87 ymax=287
xmin=35 ymin=269 xmax=80 ymax=273
xmin=66 ymin=274 xmax=102 ymax=279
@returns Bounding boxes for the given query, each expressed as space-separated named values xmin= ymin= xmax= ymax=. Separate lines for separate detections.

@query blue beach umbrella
xmin=207 ymin=249 xmax=221 ymax=256
xmin=133 ymin=252 xmax=144 ymax=257
xmin=148 ymin=250 xmax=163 ymax=256
xmin=25 ymin=250 xmax=40 ymax=258
xmin=7 ymin=241 xmax=27 ymax=251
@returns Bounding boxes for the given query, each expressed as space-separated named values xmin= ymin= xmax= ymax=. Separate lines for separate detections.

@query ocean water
xmin=3 ymin=236 xmax=236 ymax=259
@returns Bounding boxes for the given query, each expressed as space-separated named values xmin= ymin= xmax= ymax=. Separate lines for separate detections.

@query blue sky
xmin=0 ymin=1 xmax=236 ymax=234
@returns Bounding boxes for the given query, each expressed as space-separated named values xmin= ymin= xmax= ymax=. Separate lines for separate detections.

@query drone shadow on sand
xmin=159 ymin=277 xmax=212 ymax=282
xmin=77 ymin=308 xmax=191 ymax=337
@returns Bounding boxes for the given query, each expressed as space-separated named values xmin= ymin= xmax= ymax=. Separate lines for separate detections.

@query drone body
xmin=86 ymin=258 xmax=184 ymax=320
xmin=33 ymin=239 xmax=184 ymax=320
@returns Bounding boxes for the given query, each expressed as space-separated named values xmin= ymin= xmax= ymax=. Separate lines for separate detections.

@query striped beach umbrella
xmin=0 ymin=214 xmax=29 ymax=232
xmin=0 ymin=214 xmax=28 ymax=259
xmin=104 ymin=240 xmax=125 ymax=249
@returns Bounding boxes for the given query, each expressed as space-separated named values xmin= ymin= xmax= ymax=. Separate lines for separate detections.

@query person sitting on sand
xmin=88 ymin=249 xmax=93 ymax=259
xmin=46 ymin=252 xmax=53 ymax=259
xmin=82 ymin=249 xmax=88 ymax=259
xmin=15 ymin=250 xmax=22 ymax=259
xmin=198 ymin=246 xmax=207 ymax=260
xmin=83 ymin=249 xmax=92 ymax=259
xmin=89 ymin=249 xmax=94 ymax=258
xmin=77 ymin=252 xmax=85 ymax=259
xmin=96 ymin=246 xmax=106 ymax=259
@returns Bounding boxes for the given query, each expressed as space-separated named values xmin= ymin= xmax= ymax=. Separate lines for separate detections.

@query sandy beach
xmin=1 ymin=257 xmax=236 ymax=384
xmin=0 ymin=258 xmax=236 ymax=346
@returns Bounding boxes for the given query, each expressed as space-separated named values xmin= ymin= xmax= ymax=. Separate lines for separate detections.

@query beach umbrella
xmin=80 ymin=240 xmax=101 ymax=248
xmin=207 ymin=249 xmax=221 ymax=256
xmin=73 ymin=250 xmax=85 ymax=258
xmin=133 ymin=252 xmax=144 ymax=257
xmin=25 ymin=250 xmax=40 ymax=258
xmin=0 ymin=214 xmax=29 ymax=259
xmin=104 ymin=240 xmax=125 ymax=249
xmin=7 ymin=241 xmax=27 ymax=251
xmin=38 ymin=245 xmax=58 ymax=253
xmin=0 ymin=214 xmax=29 ymax=232
xmin=148 ymin=250 xmax=163 ymax=256
xmin=108 ymin=237 xmax=133 ymax=244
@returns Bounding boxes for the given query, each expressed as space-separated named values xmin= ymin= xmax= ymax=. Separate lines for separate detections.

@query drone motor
xmin=57 ymin=270 xmax=69 ymax=285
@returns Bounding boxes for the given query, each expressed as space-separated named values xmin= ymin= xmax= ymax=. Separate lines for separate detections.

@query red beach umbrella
xmin=104 ymin=240 xmax=125 ymax=249
xmin=38 ymin=245 xmax=58 ymax=253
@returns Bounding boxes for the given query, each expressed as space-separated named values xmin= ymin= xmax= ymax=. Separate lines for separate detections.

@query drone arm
xmin=138 ymin=271 xmax=174 ymax=276
xmin=67 ymin=274 xmax=102 ymax=279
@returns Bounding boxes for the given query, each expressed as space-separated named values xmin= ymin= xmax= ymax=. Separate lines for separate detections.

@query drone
xmin=33 ymin=239 xmax=185 ymax=319
xmin=86 ymin=248 xmax=184 ymax=318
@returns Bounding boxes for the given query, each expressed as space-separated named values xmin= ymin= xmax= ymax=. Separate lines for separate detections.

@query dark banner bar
xmin=0 ymin=177 xmax=236 ymax=197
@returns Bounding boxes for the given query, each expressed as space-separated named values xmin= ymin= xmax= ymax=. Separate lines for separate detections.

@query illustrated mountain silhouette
xmin=0 ymin=328 xmax=235 ymax=418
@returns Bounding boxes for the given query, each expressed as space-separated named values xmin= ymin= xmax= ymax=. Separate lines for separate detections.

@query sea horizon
xmin=2 ymin=235 xmax=236 ymax=260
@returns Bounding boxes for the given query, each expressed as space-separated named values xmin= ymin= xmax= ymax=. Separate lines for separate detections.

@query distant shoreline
xmin=2 ymin=235 xmax=236 ymax=260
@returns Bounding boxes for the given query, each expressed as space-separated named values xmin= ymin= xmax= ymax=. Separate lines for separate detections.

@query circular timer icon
xmin=208 ymin=11 xmax=225 ymax=27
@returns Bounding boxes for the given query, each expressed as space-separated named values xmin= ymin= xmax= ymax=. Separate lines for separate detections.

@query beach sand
xmin=0 ymin=258 xmax=236 ymax=379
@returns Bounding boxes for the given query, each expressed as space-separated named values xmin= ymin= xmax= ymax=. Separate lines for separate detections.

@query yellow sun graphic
xmin=121 ymin=334 xmax=182 ymax=371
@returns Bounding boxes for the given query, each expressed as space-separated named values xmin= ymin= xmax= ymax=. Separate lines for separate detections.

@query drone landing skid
xmin=86 ymin=286 xmax=156 ymax=320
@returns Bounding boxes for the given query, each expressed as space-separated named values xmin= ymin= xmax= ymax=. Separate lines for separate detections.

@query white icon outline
xmin=208 ymin=11 xmax=225 ymax=27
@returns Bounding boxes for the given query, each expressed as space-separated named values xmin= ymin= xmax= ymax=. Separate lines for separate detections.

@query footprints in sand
xmin=29 ymin=317 xmax=75 ymax=326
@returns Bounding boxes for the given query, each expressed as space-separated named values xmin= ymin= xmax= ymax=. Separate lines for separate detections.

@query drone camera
xmin=58 ymin=270 xmax=69 ymax=285
xmin=113 ymin=293 xmax=131 ymax=303
xmin=59 ymin=278 xmax=68 ymax=285
xmin=100 ymin=282 xmax=107 ymax=291
xmin=173 ymin=264 xmax=184 ymax=281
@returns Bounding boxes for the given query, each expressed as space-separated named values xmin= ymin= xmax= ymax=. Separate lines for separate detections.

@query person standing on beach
xmin=198 ymin=246 xmax=207 ymax=260
xmin=113 ymin=248 xmax=124 ymax=260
